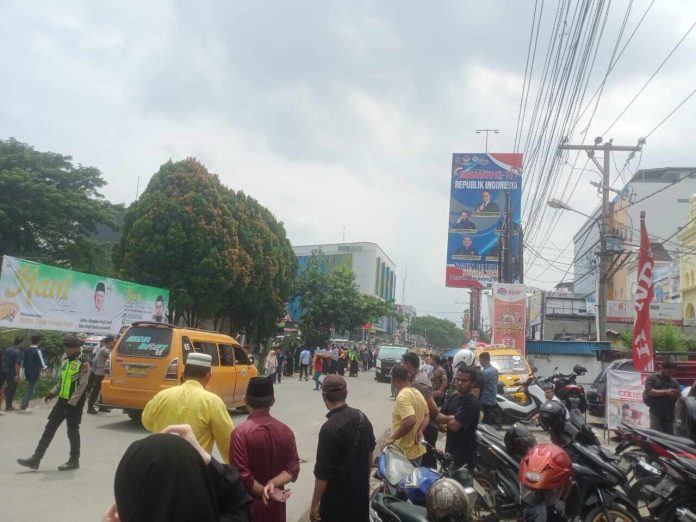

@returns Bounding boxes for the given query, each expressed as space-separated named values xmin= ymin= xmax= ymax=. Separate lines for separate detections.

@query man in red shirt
xmin=230 ymin=376 xmax=300 ymax=521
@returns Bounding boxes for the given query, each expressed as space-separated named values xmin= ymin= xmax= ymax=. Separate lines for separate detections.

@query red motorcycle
xmin=545 ymin=364 xmax=588 ymax=414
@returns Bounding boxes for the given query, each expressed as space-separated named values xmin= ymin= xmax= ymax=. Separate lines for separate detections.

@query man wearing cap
xmin=644 ymin=360 xmax=681 ymax=434
xmin=17 ymin=336 xmax=90 ymax=471
xmin=86 ymin=335 xmax=116 ymax=414
xmin=230 ymin=376 xmax=299 ymax=521
xmin=142 ymin=352 xmax=234 ymax=462
xmin=310 ymin=375 xmax=376 ymax=522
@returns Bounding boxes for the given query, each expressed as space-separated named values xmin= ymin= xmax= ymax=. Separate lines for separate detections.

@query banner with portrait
xmin=0 ymin=256 xmax=169 ymax=335
xmin=491 ymin=283 xmax=526 ymax=353
xmin=606 ymin=370 xmax=651 ymax=430
xmin=445 ymin=153 xmax=523 ymax=288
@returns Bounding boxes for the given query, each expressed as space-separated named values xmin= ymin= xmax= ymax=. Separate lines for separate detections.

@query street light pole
xmin=475 ymin=129 xmax=499 ymax=152
xmin=557 ymin=141 xmax=642 ymax=342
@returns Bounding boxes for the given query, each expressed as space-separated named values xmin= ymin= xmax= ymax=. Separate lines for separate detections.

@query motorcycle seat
xmin=637 ymin=428 xmax=696 ymax=447
xmin=384 ymin=500 xmax=430 ymax=522
xmin=478 ymin=424 xmax=504 ymax=441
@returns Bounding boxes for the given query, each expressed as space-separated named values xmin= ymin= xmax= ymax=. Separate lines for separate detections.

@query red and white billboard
xmin=491 ymin=283 xmax=527 ymax=353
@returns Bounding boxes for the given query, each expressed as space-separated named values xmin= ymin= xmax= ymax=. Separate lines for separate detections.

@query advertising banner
xmin=605 ymin=300 xmax=682 ymax=325
xmin=0 ymin=256 xmax=169 ymax=335
xmin=606 ymin=370 xmax=651 ymax=430
xmin=528 ymin=291 xmax=544 ymax=327
xmin=446 ymin=153 xmax=523 ymax=288
xmin=491 ymin=283 xmax=526 ymax=353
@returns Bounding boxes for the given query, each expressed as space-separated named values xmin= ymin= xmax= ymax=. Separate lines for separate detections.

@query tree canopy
xmin=294 ymin=255 xmax=394 ymax=346
xmin=115 ymin=158 xmax=295 ymax=342
xmin=408 ymin=315 xmax=465 ymax=349
xmin=0 ymin=138 xmax=118 ymax=272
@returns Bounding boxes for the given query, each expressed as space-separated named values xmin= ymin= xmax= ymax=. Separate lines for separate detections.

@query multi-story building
xmin=289 ymin=242 xmax=397 ymax=337
xmin=679 ymin=195 xmax=696 ymax=325
xmin=574 ymin=167 xmax=696 ymax=300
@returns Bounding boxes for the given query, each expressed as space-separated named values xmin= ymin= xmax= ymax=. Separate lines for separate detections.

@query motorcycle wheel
xmin=584 ymin=505 xmax=640 ymax=522
xmin=658 ymin=495 xmax=696 ymax=522
xmin=472 ymin=470 xmax=500 ymax=521
xmin=626 ymin=474 xmax=661 ymax=518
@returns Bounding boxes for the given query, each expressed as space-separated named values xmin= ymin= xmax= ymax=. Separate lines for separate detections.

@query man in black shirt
xmin=441 ymin=366 xmax=481 ymax=469
xmin=311 ymin=375 xmax=376 ymax=522
xmin=644 ymin=360 xmax=681 ymax=434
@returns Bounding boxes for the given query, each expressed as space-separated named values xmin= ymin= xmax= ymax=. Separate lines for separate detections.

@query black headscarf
xmin=114 ymin=434 xmax=219 ymax=522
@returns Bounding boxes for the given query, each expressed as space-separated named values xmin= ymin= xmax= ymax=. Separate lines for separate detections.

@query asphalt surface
xmin=0 ymin=373 xmax=615 ymax=522
xmin=0 ymin=369 xmax=395 ymax=522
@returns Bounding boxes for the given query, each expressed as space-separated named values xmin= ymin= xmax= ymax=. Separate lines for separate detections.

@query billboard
xmin=528 ymin=290 xmax=544 ymax=327
xmin=446 ymin=153 xmax=523 ymax=288
xmin=605 ymin=299 xmax=682 ymax=325
xmin=0 ymin=256 xmax=169 ymax=335
xmin=491 ymin=283 xmax=527 ymax=353
xmin=606 ymin=370 xmax=650 ymax=430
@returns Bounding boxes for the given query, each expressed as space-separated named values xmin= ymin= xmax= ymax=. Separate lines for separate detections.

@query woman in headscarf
xmin=103 ymin=425 xmax=251 ymax=522
xmin=265 ymin=350 xmax=278 ymax=383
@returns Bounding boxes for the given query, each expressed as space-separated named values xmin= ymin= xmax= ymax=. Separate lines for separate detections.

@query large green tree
xmin=221 ymin=190 xmax=296 ymax=342
xmin=408 ymin=315 xmax=465 ymax=349
xmin=294 ymin=255 xmax=394 ymax=346
xmin=0 ymin=138 xmax=118 ymax=272
xmin=115 ymin=159 xmax=252 ymax=326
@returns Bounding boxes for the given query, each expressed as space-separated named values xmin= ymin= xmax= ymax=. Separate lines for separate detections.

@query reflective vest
xmin=58 ymin=356 xmax=83 ymax=399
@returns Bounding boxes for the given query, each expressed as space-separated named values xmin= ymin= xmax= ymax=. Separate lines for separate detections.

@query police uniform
xmin=18 ymin=336 xmax=90 ymax=471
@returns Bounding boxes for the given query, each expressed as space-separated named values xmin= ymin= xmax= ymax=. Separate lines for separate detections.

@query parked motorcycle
xmin=493 ymin=375 xmax=548 ymax=425
xmin=545 ymin=365 xmax=588 ymax=414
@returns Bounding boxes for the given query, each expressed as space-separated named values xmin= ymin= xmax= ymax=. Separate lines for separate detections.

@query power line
xmin=602 ymin=19 xmax=696 ymax=136
xmin=644 ymin=86 xmax=696 ymax=139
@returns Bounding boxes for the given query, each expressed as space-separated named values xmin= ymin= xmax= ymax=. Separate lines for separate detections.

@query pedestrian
xmin=20 ymin=334 xmax=48 ymax=412
xmin=313 ymin=353 xmax=324 ymax=390
xmin=385 ymin=364 xmax=428 ymax=466
xmin=310 ymin=375 xmax=376 ymax=522
xmin=265 ymin=350 xmax=278 ymax=382
xmin=440 ymin=365 xmax=481 ymax=470
xmin=644 ymin=359 xmax=681 ymax=434
xmin=230 ymin=376 xmax=299 ymax=521
xmin=142 ymin=353 xmax=234 ymax=463
xmin=329 ymin=347 xmax=339 ymax=375
xmin=401 ymin=352 xmax=446 ymax=469
xmin=337 ymin=348 xmax=346 ymax=376
xmin=479 ymin=352 xmax=500 ymax=426
xmin=431 ymin=357 xmax=449 ymax=407
xmin=103 ymin=425 xmax=251 ymax=522
xmin=444 ymin=357 xmax=454 ymax=395
xmin=17 ymin=336 xmax=89 ymax=471
xmin=86 ymin=335 xmax=115 ymax=414
xmin=299 ymin=347 xmax=311 ymax=381
xmin=349 ymin=349 xmax=359 ymax=377
xmin=275 ymin=350 xmax=284 ymax=384
xmin=419 ymin=355 xmax=433 ymax=380
xmin=3 ymin=336 xmax=24 ymax=411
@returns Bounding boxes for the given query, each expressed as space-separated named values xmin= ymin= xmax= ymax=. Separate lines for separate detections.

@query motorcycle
xmin=546 ymin=365 xmax=588 ymax=414
xmin=493 ymin=375 xmax=548 ymax=425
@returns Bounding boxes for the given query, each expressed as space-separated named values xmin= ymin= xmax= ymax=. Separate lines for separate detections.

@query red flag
xmin=632 ymin=211 xmax=655 ymax=372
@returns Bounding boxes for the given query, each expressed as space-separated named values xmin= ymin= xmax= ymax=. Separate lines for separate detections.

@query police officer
xmin=17 ymin=336 xmax=90 ymax=471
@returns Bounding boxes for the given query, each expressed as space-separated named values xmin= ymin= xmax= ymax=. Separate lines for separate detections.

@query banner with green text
xmin=0 ymin=256 xmax=169 ymax=335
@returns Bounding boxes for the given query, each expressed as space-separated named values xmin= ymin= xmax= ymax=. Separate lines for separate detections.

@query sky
xmin=2 ymin=1 xmax=696 ymax=325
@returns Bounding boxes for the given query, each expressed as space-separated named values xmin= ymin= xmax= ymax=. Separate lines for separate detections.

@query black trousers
xmin=650 ymin=413 xmax=674 ymax=435
xmin=87 ymin=373 xmax=104 ymax=410
xmin=299 ymin=364 xmax=309 ymax=379
xmin=481 ymin=404 xmax=499 ymax=425
xmin=3 ymin=372 xmax=17 ymax=409
xmin=421 ymin=424 xmax=440 ymax=469
xmin=34 ymin=398 xmax=84 ymax=461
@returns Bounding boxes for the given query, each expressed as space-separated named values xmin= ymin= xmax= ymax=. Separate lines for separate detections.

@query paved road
xmin=0 ymin=370 xmax=394 ymax=522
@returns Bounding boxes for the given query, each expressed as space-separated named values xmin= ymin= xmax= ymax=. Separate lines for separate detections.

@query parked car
xmin=374 ymin=345 xmax=408 ymax=382
xmin=586 ymin=358 xmax=635 ymax=417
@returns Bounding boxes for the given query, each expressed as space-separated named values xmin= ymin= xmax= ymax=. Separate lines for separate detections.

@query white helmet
xmin=453 ymin=348 xmax=475 ymax=369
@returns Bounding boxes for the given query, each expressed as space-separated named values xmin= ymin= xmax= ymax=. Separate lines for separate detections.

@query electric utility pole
xmin=557 ymin=141 xmax=642 ymax=342
xmin=475 ymin=129 xmax=499 ymax=152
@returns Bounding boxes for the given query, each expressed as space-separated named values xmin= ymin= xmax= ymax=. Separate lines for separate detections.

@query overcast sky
xmin=2 ymin=1 xmax=695 ymax=324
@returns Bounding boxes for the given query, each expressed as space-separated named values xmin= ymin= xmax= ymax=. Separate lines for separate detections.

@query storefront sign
xmin=606 ymin=370 xmax=651 ymax=430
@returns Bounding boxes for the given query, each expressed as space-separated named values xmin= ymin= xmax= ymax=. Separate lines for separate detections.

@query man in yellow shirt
xmin=385 ymin=364 xmax=428 ymax=465
xmin=142 ymin=353 xmax=234 ymax=463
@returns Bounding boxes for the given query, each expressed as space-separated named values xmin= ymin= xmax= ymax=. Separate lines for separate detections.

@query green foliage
xmin=115 ymin=159 xmax=296 ymax=343
xmin=0 ymin=138 xmax=119 ymax=272
xmin=115 ymin=159 xmax=251 ymax=327
xmin=408 ymin=315 xmax=465 ymax=349
xmin=0 ymin=329 xmax=70 ymax=368
xmin=222 ymin=191 xmax=296 ymax=343
xmin=294 ymin=255 xmax=394 ymax=347
xmin=618 ymin=324 xmax=686 ymax=352
xmin=16 ymin=377 xmax=56 ymax=400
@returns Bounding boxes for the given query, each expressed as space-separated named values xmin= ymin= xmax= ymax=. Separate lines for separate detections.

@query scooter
xmin=547 ymin=365 xmax=588 ymax=413
xmin=493 ymin=375 xmax=547 ymax=425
